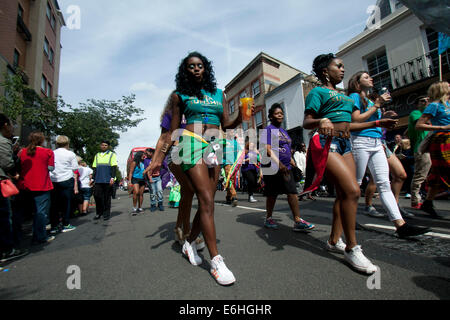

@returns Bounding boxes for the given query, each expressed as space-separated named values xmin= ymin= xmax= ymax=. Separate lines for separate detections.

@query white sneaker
xmin=326 ymin=238 xmax=346 ymax=254
xmin=210 ymin=255 xmax=236 ymax=286
xmin=249 ymin=196 xmax=257 ymax=203
xmin=182 ymin=240 xmax=202 ymax=266
xmin=138 ymin=208 xmax=143 ymax=212
xmin=344 ymin=245 xmax=378 ymax=274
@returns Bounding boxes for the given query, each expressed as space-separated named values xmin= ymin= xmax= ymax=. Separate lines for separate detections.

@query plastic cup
xmin=240 ymin=97 xmax=253 ymax=121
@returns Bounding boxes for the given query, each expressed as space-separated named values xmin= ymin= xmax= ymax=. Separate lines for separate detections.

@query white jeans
xmin=351 ymin=136 xmax=402 ymax=222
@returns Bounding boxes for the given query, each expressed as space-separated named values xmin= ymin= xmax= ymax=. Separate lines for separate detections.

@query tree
xmin=1 ymin=71 xmax=146 ymax=165
xmin=0 ymin=70 xmax=59 ymax=137
xmin=56 ymin=95 xmax=145 ymax=165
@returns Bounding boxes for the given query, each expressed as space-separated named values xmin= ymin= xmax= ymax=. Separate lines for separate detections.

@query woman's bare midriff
xmin=185 ymin=123 xmax=221 ymax=136
xmin=332 ymin=122 xmax=350 ymax=137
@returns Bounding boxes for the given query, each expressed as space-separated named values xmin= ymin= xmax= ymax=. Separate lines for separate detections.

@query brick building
xmin=224 ymin=52 xmax=306 ymax=132
xmin=0 ymin=0 xmax=65 ymax=136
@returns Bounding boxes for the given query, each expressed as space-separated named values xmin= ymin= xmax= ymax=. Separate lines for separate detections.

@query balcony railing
xmin=372 ymin=49 xmax=449 ymax=92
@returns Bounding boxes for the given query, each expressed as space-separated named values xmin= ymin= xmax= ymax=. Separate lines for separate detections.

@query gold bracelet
xmin=319 ymin=118 xmax=330 ymax=124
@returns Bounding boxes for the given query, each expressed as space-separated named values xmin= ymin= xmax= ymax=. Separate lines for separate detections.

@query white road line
xmin=217 ymin=202 xmax=450 ymax=240
xmin=364 ymin=223 xmax=450 ymax=239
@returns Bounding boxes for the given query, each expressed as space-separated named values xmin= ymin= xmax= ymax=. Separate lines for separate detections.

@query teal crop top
xmin=177 ymin=89 xmax=224 ymax=126
xmin=305 ymin=87 xmax=354 ymax=123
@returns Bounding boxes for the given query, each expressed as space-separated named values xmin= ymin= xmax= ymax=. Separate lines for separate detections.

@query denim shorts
xmin=131 ymin=178 xmax=146 ymax=186
xmin=319 ymin=134 xmax=352 ymax=155
xmin=80 ymin=187 xmax=92 ymax=201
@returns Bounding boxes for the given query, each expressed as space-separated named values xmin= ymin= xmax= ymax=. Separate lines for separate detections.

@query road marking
xmin=215 ymin=202 xmax=265 ymax=212
xmin=217 ymin=202 xmax=450 ymax=240
xmin=364 ymin=223 xmax=450 ymax=239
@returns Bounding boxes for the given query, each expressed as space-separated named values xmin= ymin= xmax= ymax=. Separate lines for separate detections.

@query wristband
xmin=375 ymin=120 xmax=380 ymax=127
xmin=161 ymin=143 xmax=169 ymax=154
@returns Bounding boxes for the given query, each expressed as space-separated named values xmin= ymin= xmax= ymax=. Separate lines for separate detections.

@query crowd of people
xmin=0 ymin=132 xmax=117 ymax=262
xmin=1 ymin=51 xmax=448 ymax=286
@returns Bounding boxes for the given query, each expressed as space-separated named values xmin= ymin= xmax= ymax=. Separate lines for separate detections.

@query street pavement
xmin=0 ymin=189 xmax=449 ymax=300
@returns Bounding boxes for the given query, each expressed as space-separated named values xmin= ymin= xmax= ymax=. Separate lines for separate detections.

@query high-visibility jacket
xmin=92 ymin=151 xmax=117 ymax=183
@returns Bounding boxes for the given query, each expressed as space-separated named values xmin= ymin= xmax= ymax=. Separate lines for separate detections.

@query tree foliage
xmin=0 ymin=71 xmax=145 ymax=166
xmin=57 ymin=95 xmax=145 ymax=164
xmin=0 ymin=70 xmax=59 ymax=136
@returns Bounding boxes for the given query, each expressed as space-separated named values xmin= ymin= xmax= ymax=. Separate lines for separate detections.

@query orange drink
xmin=240 ymin=97 xmax=253 ymax=121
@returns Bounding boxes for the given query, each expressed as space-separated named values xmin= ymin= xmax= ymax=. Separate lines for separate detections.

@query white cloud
xmin=130 ymin=82 xmax=157 ymax=92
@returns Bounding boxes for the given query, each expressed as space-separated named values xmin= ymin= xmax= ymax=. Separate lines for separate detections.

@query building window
xmin=367 ymin=50 xmax=392 ymax=92
xmin=51 ymin=14 xmax=56 ymax=29
xmin=252 ymin=80 xmax=260 ymax=97
xmin=44 ymin=37 xmax=49 ymax=57
xmin=46 ymin=2 xmax=52 ymax=20
xmin=46 ymin=82 xmax=52 ymax=97
xmin=379 ymin=0 xmax=392 ymax=20
xmin=239 ymin=90 xmax=247 ymax=99
xmin=425 ymin=28 xmax=439 ymax=52
xmin=41 ymin=75 xmax=47 ymax=94
xmin=13 ymin=50 xmax=20 ymax=68
xmin=49 ymin=48 xmax=54 ymax=64
xmin=229 ymin=99 xmax=235 ymax=114
xmin=255 ymin=111 xmax=263 ymax=126
xmin=425 ymin=27 xmax=448 ymax=76
xmin=18 ymin=4 xmax=24 ymax=18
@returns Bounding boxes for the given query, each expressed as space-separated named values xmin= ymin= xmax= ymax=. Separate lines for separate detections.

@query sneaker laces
xmin=212 ymin=255 xmax=224 ymax=267
xmin=350 ymin=245 xmax=371 ymax=264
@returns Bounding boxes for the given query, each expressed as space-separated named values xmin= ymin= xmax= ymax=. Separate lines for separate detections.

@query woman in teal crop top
xmin=303 ymin=54 xmax=397 ymax=275
xmin=177 ymin=89 xmax=224 ymax=126
xmin=146 ymin=52 xmax=254 ymax=286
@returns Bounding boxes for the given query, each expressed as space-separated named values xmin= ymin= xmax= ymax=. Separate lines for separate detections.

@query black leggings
xmin=242 ymin=170 xmax=258 ymax=196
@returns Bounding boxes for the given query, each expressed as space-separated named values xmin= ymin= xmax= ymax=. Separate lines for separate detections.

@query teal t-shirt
xmin=177 ymin=89 xmax=224 ymax=126
xmin=305 ymin=87 xmax=354 ymax=123
xmin=132 ymin=162 xmax=145 ymax=179
xmin=350 ymin=93 xmax=382 ymax=138
xmin=423 ymin=101 xmax=450 ymax=131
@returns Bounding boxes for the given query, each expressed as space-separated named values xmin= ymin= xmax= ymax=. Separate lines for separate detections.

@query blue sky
xmin=58 ymin=0 xmax=376 ymax=173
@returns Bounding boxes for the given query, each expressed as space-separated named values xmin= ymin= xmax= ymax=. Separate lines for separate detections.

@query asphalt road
xmin=1 ymin=189 xmax=449 ymax=301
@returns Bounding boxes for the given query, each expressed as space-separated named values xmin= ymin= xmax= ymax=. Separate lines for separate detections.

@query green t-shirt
xmin=177 ymin=89 xmax=223 ymax=126
xmin=408 ymin=110 xmax=428 ymax=153
xmin=305 ymin=87 xmax=354 ymax=123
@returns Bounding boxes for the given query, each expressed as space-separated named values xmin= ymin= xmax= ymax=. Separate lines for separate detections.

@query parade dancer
xmin=347 ymin=71 xmax=429 ymax=238
xmin=303 ymin=53 xmax=397 ymax=274
xmin=262 ymin=104 xmax=315 ymax=231
xmin=145 ymin=52 xmax=253 ymax=285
